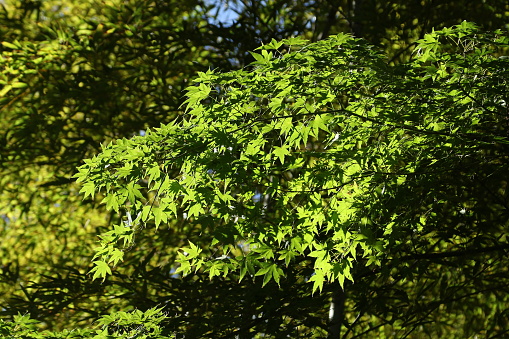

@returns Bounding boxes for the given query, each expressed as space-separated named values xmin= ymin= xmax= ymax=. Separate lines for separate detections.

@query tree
xmin=2 ymin=0 xmax=509 ymax=337
xmin=76 ymin=22 xmax=509 ymax=337
xmin=1 ymin=0 xmax=338 ymax=335
xmin=207 ymin=0 xmax=509 ymax=63
xmin=0 ymin=0 xmax=231 ymax=330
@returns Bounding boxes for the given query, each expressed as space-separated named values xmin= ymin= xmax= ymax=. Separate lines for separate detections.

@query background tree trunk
xmin=327 ymin=285 xmax=346 ymax=339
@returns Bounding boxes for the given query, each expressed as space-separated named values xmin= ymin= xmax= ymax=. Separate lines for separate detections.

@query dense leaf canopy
xmin=77 ymin=22 xmax=509 ymax=337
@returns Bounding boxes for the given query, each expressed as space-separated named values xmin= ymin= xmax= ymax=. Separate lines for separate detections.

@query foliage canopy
xmin=75 ymin=22 xmax=509 ymax=337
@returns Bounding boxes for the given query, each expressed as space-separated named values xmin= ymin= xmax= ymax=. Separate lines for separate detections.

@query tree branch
xmin=399 ymin=243 xmax=509 ymax=261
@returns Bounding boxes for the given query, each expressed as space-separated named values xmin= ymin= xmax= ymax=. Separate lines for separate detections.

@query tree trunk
xmin=350 ymin=0 xmax=364 ymax=38
xmin=327 ymin=285 xmax=346 ymax=339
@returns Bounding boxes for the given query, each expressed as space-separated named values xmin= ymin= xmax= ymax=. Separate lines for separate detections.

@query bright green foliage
xmin=76 ymin=22 xmax=509 ymax=337
xmin=93 ymin=307 xmax=173 ymax=339
xmin=0 ymin=308 xmax=173 ymax=338
xmin=77 ymin=33 xmax=379 ymax=291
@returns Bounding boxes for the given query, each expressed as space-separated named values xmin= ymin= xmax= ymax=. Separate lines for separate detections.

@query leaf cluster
xmin=78 ymin=22 xmax=509 ymax=304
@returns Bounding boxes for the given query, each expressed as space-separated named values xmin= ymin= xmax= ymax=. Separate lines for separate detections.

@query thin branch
xmin=399 ymin=243 xmax=509 ymax=261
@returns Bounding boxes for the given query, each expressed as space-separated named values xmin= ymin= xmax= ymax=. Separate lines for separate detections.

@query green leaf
xmin=90 ymin=260 xmax=112 ymax=281
xmin=308 ymin=271 xmax=325 ymax=294
xmin=79 ymin=181 xmax=96 ymax=199
xmin=282 ymin=36 xmax=308 ymax=46
xmin=146 ymin=165 xmax=161 ymax=186
xmin=255 ymin=263 xmax=283 ymax=287
xmin=108 ymin=248 xmax=124 ymax=266
xmin=272 ymin=145 xmax=291 ymax=165
xmin=1 ymin=41 xmax=19 ymax=49
xmin=257 ymin=38 xmax=284 ymax=50
xmin=152 ymin=207 xmax=168 ymax=229
xmin=187 ymin=202 xmax=204 ymax=219
xmin=11 ymin=82 xmax=28 ymax=89
xmin=102 ymin=194 xmax=119 ymax=212
xmin=0 ymin=84 xmax=12 ymax=97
